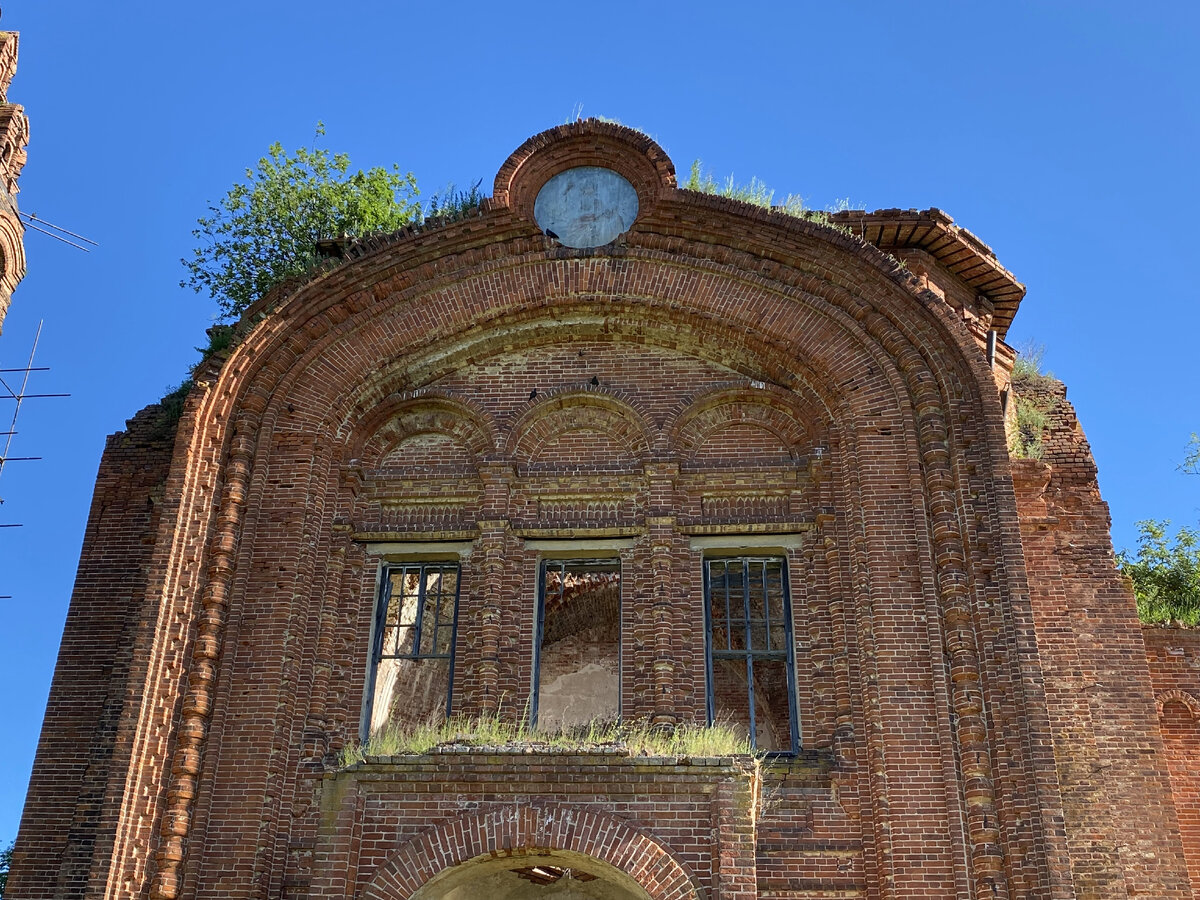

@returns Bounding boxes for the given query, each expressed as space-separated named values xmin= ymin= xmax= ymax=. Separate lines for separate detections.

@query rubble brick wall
xmin=8 ymin=406 xmax=179 ymax=898
xmin=1144 ymin=625 xmax=1200 ymax=894
xmin=1011 ymin=376 xmax=1194 ymax=899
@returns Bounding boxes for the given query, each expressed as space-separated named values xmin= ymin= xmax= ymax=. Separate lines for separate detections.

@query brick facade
xmin=10 ymin=121 xmax=1196 ymax=899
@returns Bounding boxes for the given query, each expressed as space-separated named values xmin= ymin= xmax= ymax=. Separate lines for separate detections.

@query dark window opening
xmin=368 ymin=562 xmax=460 ymax=734
xmin=704 ymin=556 xmax=798 ymax=753
xmin=534 ymin=559 xmax=621 ymax=731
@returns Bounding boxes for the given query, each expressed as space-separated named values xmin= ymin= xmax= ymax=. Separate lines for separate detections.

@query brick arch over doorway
xmin=362 ymin=805 xmax=702 ymax=900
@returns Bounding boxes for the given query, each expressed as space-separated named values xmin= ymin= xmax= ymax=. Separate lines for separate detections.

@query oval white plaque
xmin=534 ymin=166 xmax=638 ymax=249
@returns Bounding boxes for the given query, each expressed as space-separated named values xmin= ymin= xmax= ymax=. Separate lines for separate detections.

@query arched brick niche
xmin=507 ymin=388 xmax=654 ymax=471
xmin=363 ymin=805 xmax=702 ymax=900
xmin=1156 ymin=689 xmax=1200 ymax=721
xmin=1155 ymin=688 xmax=1200 ymax=894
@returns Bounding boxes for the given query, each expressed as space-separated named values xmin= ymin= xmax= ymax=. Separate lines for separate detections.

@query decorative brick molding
xmin=493 ymin=119 xmax=674 ymax=222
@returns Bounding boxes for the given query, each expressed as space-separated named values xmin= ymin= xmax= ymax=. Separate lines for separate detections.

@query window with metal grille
xmin=368 ymin=562 xmax=460 ymax=734
xmin=533 ymin=559 xmax=621 ymax=731
xmin=704 ymin=556 xmax=798 ymax=753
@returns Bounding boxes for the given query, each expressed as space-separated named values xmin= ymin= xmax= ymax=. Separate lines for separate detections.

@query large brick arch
xmin=362 ymin=805 xmax=702 ymax=900
xmin=144 ymin=262 xmax=1033 ymax=899
xmin=138 ymin=253 xmax=1039 ymax=900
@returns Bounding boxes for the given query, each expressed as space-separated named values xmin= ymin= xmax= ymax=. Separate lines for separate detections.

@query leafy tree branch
xmin=1118 ymin=520 xmax=1200 ymax=625
xmin=181 ymin=125 xmax=421 ymax=320
xmin=1181 ymin=432 xmax=1200 ymax=476
xmin=1 ymin=839 xmax=11 ymax=898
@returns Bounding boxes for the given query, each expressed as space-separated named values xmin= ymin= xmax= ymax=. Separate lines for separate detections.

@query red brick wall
xmin=314 ymin=754 xmax=758 ymax=900
xmin=8 ymin=404 xmax=178 ymax=898
xmin=1012 ymin=377 xmax=1193 ymax=898
xmin=12 ymin=121 xmax=1109 ymax=900
xmin=1144 ymin=625 xmax=1200 ymax=895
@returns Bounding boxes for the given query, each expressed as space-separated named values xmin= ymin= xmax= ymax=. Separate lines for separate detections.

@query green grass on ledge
xmin=337 ymin=716 xmax=760 ymax=767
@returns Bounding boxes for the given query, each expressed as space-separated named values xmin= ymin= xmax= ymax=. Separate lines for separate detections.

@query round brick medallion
xmin=534 ymin=166 xmax=639 ymax=248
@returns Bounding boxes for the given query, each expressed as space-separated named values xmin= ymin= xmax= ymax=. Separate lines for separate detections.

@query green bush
xmin=1118 ymin=520 xmax=1200 ymax=625
xmin=181 ymin=125 xmax=421 ymax=320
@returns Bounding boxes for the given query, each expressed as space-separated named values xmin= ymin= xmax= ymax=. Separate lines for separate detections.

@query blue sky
xmin=1 ymin=2 xmax=1197 ymax=845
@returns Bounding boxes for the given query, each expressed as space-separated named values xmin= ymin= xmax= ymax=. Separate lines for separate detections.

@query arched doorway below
xmin=412 ymin=850 xmax=651 ymax=900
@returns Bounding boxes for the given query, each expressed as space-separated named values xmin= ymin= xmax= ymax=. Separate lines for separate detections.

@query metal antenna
xmin=0 ymin=320 xmax=70 ymax=528
xmin=18 ymin=211 xmax=99 ymax=252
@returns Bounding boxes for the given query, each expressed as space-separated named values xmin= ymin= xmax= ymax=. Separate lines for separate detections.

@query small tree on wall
xmin=181 ymin=124 xmax=421 ymax=321
xmin=1119 ymin=521 xmax=1200 ymax=626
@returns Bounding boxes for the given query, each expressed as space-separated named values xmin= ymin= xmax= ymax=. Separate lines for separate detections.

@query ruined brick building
xmin=10 ymin=122 xmax=1200 ymax=899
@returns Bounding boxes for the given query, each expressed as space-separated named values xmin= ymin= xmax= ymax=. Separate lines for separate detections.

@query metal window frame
xmin=365 ymin=561 xmax=462 ymax=732
xmin=531 ymin=557 xmax=622 ymax=729
xmin=702 ymin=555 xmax=799 ymax=754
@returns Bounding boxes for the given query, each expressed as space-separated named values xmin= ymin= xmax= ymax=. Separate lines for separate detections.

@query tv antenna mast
xmin=1 ymin=319 xmax=70 ymax=528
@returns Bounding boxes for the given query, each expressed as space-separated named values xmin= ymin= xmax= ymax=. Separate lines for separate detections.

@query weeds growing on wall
xmin=1010 ymin=393 xmax=1053 ymax=459
xmin=682 ymin=161 xmax=858 ymax=233
xmin=1009 ymin=341 xmax=1057 ymax=460
xmin=147 ymin=379 xmax=193 ymax=441
xmin=423 ymin=180 xmax=485 ymax=224
xmin=337 ymin=716 xmax=759 ymax=766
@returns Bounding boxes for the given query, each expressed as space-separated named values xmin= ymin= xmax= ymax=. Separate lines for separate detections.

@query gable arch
xmin=349 ymin=390 xmax=499 ymax=467
xmin=506 ymin=387 xmax=655 ymax=465
xmin=668 ymin=384 xmax=824 ymax=466
xmin=362 ymin=804 xmax=702 ymax=900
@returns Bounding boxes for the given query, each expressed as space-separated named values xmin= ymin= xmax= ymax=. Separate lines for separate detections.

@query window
xmin=704 ymin=556 xmax=798 ymax=753
xmin=368 ymin=562 xmax=460 ymax=734
xmin=533 ymin=559 xmax=621 ymax=731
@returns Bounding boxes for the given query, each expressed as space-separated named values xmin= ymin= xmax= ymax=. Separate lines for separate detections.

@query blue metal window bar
xmin=368 ymin=562 xmax=461 ymax=731
xmin=703 ymin=556 xmax=799 ymax=753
